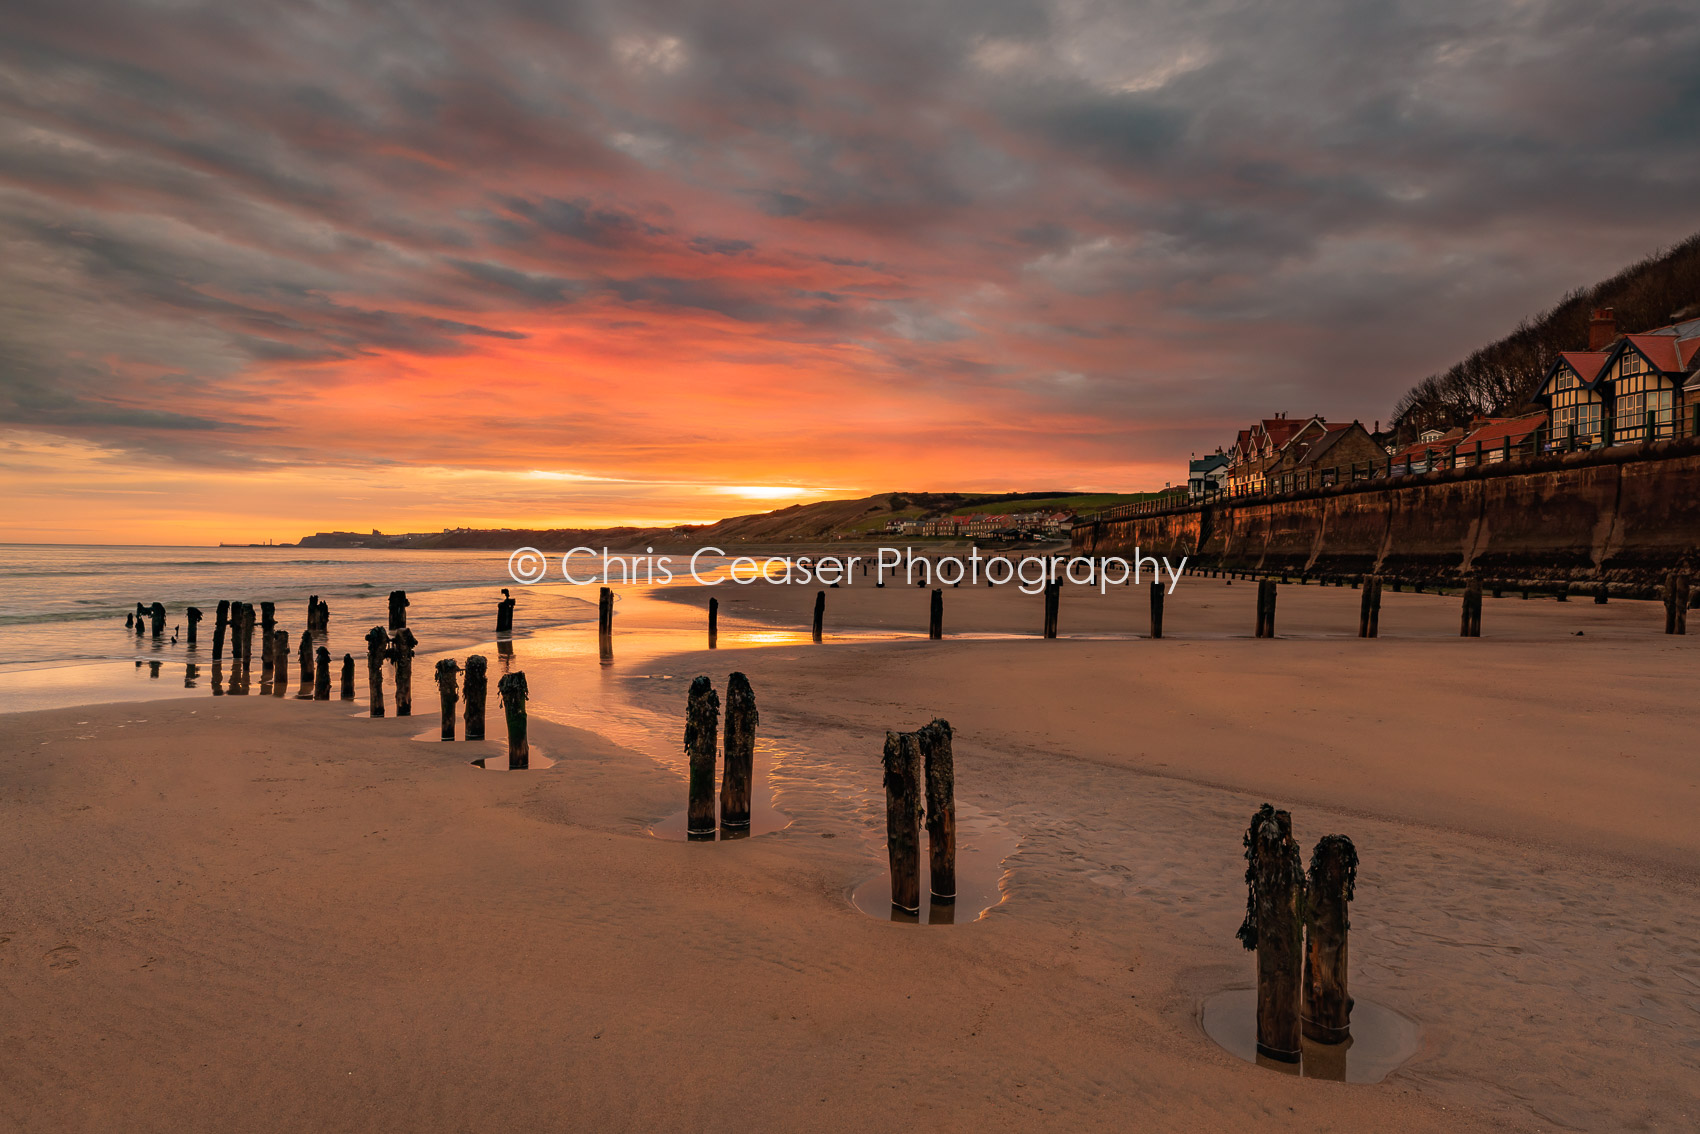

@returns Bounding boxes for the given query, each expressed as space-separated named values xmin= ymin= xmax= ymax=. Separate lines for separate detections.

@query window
xmin=1621 ymin=352 xmax=1645 ymax=377
xmin=1578 ymin=402 xmax=1601 ymax=438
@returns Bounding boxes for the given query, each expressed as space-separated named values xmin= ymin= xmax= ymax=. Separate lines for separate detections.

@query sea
xmin=0 ymin=545 xmax=648 ymax=711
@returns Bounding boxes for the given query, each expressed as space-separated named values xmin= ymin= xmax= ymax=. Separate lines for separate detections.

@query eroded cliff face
xmin=1073 ymin=438 xmax=1700 ymax=589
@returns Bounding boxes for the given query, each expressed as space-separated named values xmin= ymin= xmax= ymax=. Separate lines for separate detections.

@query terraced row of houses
xmin=1187 ymin=309 xmax=1700 ymax=499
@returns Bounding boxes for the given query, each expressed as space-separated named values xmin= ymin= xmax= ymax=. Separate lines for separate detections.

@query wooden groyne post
xmin=721 ymin=672 xmax=757 ymax=832
xmin=598 ymin=586 xmax=613 ymax=635
xmin=388 ymin=589 xmax=409 ymax=630
xmin=295 ymin=630 xmax=314 ymax=698
xmin=919 ymin=719 xmax=955 ymax=904
xmin=1255 ymin=579 xmax=1278 ymax=638
xmin=213 ymin=600 xmax=230 ymax=660
xmin=149 ymin=601 xmax=166 ymax=639
xmin=239 ymin=603 xmax=257 ymax=669
xmin=270 ymin=630 xmax=289 ymax=699
xmin=882 ymin=730 xmax=923 ymax=914
xmin=434 ymin=658 xmax=460 ymax=741
xmin=1664 ymin=573 xmax=1690 ymax=635
xmin=314 ymin=646 xmax=331 ymax=700
xmin=391 ymin=627 xmax=417 ymax=716
xmin=1149 ymin=579 xmax=1165 ymax=639
xmin=339 ymin=653 xmax=355 ymax=700
xmin=685 ymin=675 xmax=720 ymax=839
xmin=929 ymin=588 xmax=943 ymax=640
xmin=813 ymin=590 xmax=825 ymax=643
xmin=1359 ymin=575 xmax=1381 ymax=638
xmin=1594 ymin=582 xmax=1608 ymax=605
xmin=1304 ymin=834 xmax=1358 ymax=1045
xmin=186 ymin=607 xmax=202 ymax=648
xmin=134 ymin=602 xmax=146 ymax=637
xmin=708 ymin=596 xmax=719 ymax=648
xmin=1237 ymin=804 xmax=1305 ymax=1063
xmin=260 ymin=602 xmax=277 ymax=680
xmin=497 ymin=671 xmax=529 ymax=770
xmin=364 ymin=626 xmax=388 ymax=718
xmin=1460 ymin=577 xmax=1483 ymax=637
xmin=1043 ymin=579 xmax=1060 ymax=638
xmin=463 ymin=655 xmax=487 ymax=740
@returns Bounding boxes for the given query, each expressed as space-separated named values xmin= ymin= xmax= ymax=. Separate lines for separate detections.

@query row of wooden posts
xmin=770 ymin=567 xmax=1695 ymax=643
xmin=137 ymin=589 xmax=535 ymax=769
xmin=1239 ymin=805 xmax=1358 ymax=1061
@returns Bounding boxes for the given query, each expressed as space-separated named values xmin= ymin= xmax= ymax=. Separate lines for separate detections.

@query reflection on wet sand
xmin=1200 ymin=988 xmax=1419 ymax=1083
xmin=849 ymin=801 xmax=1018 ymax=924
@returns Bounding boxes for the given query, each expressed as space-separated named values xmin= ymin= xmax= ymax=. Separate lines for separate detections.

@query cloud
xmin=1 ymin=0 xmax=1698 ymax=536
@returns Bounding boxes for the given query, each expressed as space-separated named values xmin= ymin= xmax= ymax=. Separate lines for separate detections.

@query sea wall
xmin=1074 ymin=437 xmax=1700 ymax=589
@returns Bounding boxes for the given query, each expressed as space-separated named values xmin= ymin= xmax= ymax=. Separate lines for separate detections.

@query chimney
xmin=1588 ymin=307 xmax=1616 ymax=352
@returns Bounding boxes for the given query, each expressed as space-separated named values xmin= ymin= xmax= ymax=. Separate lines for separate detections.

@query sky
xmin=2 ymin=0 xmax=1698 ymax=543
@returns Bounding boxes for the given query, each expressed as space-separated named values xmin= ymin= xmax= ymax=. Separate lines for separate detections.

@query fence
xmin=1094 ymin=405 xmax=1700 ymax=522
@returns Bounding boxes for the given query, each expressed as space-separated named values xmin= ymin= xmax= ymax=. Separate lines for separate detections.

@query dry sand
xmin=2 ymin=573 xmax=1696 ymax=1131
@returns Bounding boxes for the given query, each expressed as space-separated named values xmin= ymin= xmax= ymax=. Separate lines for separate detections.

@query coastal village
xmin=1188 ymin=309 xmax=1700 ymax=500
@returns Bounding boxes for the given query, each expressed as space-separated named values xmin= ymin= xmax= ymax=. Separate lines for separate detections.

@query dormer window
xmin=1553 ymin=370 xmax=1577 ymax=392
xmin=1621 ymin=353 xmax=1645 ymax=377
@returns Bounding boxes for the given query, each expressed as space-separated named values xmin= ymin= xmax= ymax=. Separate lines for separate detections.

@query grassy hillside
xmin=383 ymin=489 xmax=1165 ymax=549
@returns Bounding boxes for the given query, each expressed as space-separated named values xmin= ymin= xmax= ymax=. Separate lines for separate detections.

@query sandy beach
xmin=3 ymin=574 xmax=1696 ymax=1131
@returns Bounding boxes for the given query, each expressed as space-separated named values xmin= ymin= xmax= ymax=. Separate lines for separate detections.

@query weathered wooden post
xmin=315 ymin=597 xmax=329 ymax=638
xmin=463 ymin=655 xmax=487 ymax=740
xmin=707 ymin=596 xmax=719 ymax=648
xmin=598 ymin=586 xmax=613 ymax=635
xmin=339 ymin=654 xmax=355 ymax=700
xmin=434 ymin=658 xmax=460 ymax=740
xmin=295 ymin=630 xmax=314 ymax=698
xmin=1256 ymin=579 xmax=1278 ymax=637
xmin=813 ymin=590 xmax=825 ymax=643
xmin=213 ymin=599 xmax=230 ymax=660
xmin=882 ymin=730 xmax=923 ymax=915
xmin=1675 ymin=575 xmax=1691 ymax=635
xmin=497 ymin=671 xmax=529 ymax=770
xmin=1461 ymin=577 xmax=1482 ymax=637
xmin=1556 ymin=583 xmax=1569 ymax=602
xmin=149 ymin=601 xmax=166 ymax=639
xmin=919 ymin=719 xmax=955 ymax=904
xmin=304 ymin=595 xmax=317 ymax=638
xmin=270 ymin=630 xmax=288 ymax=698
xmin=929 ymin=588 xmax=943 ymax=640
xmin=685 ymin=675 xmax=719 ymax=839
xmin=125 ymin=611 xmax=134 ymax=630
xmin=135 ymin=602 xmax=146 ymax=637
xmin=721 ymin=672 xmax=757 ymax=832
xmin=388 ymin=589 xmax=409 ymax=629
xmin=260 ymin=602 xmax=277 ymax=681
xmin=1043 ymin=579 xmax=1060 ymax=638
xmin=1149 ymin=579 xmax=1165 ymax=639
xmin=1304 ymin=834 xmax=1358 ymax=1044
xmin=1594 ymin=581 xmax=1608 ymax=605
xmin=364 ymin=626 xmax=388 ymax=718
xmin=1237 ymin=804 xmax=1306 ymax=1063
xmin=496 ymin=588 xmax=515 ymax=636
xmin=240 ymin=603 xmax=257 ymax=668
xmin=314 ymin=646 xmax=331 ymax=700
xmin=391 ymin=627 xmax=417 ymax=716
xmin=186 ymin=607 xmax=202 ymax=648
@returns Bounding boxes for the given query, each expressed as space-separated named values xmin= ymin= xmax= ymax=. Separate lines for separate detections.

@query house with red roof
xmin=1533 ymin=309 xmax=1700 ymax=447
xmin=1222 ymin=414 xmax=1329 ymax=495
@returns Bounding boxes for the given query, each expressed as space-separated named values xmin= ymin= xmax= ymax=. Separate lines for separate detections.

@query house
xmin=1266 ymin=421 xmax=1385 ymax=493
xmin=1223 ymin=414 xmax=1329 ymax=495
xmin=1188 ymin=451 xmax=1229 ymax=499
xmin=1532 ymin=308 xmax=1700 ymax=447
xmin=1452 ymin=412 xmax=1549 ymax=467
xmin=1388 ymin=425 xmax=1470 ymax=475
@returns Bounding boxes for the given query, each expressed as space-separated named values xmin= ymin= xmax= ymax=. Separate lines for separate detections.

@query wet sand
xmin=2 ymin=575 xmax=1695 ymax=1131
